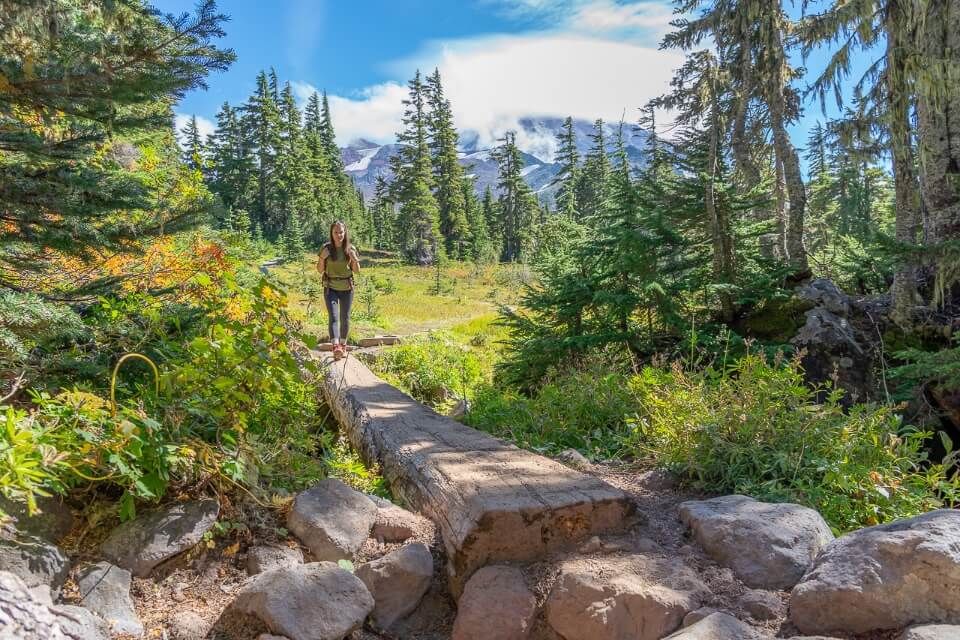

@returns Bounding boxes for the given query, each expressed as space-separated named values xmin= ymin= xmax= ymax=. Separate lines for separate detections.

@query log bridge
xmin=319 ymin=356 xmax=636 ymax=595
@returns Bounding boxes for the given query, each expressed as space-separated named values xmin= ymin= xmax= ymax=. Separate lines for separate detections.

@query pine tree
xmin=481 ymin=186 xmax=501 ymax=251
xmin=244 ymin=70 xmax=284 ymax=237
xmin=180 ymin=115 xmax=206 ymax=171
xmin=426 ymin=69 xmax=470 ymax=258
xmin=551 ymin=116 xmax=581 ymax=217
xmin=0 ymin=0 xmax=234 ymax=293
xmin=283 ymin=208 xmax=306 ymax=260
xmin=371 ymin=175 xmax=394 ymax=250
xmin=208 ymin=102 xmax=256 ymax=217
xmin=276 ymin=82 xmax=312 ymax=241
xmin=390 ymin=71 xmax=442 ymax=264
xmin=492 ymin=132 xmax=538 ymax=262
xmin=576 ymin=119 xmax=611 ymax=222
xmin=463 ymin=176 xmax=494 ymax=262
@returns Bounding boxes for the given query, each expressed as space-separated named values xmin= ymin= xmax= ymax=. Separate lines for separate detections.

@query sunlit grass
xmin=270 ymin=252 xmax=525 ymax=342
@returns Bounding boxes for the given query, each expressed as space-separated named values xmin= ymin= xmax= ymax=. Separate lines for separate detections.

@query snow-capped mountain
xmin=341 ymin=117 xmax=648 ymax=204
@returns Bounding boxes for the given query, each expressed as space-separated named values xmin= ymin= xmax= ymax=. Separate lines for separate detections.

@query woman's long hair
xmin=329 ymin=220 xmax=351 ymax=260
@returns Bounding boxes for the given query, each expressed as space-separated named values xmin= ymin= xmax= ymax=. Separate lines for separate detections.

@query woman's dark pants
xmin=324 ymin=287 xmax=353 ymax=343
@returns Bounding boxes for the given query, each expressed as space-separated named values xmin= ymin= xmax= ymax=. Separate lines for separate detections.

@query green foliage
xmin=892 ymin=335 xmax=960 ymax=393
xmin=374 ymin=333 xmax=484 ymax=409
xmin=0 ymin=292 xmax=87 ymax=369
xmin=625 ymin=354 xmax=959 ymax=532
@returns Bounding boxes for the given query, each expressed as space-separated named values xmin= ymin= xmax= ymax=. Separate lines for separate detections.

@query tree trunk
xmin=770 ymin=100 xmax=809 ymax=272
xmin=888 ymin=0 xmax=923 ymax=319
xmin=707 ymin=79 xmax=735 ymax=323
xmin=915 ymin=0 xmax=960 ymax=308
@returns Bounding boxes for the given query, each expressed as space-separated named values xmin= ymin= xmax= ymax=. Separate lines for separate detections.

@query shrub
xmin=626 ymin=354 xmax=959 ymax=532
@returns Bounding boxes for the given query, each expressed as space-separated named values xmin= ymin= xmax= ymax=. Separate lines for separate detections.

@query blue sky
xmin=157 ymin=0 xmax=876 ymax=163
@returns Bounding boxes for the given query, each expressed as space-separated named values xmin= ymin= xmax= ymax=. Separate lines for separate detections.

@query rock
xmin=790 ymin=510 xmax=960 ymax=635
xmin=166 ymin=609 xmax=210 ymax=640
xmin=679 ymin=495 xmax=834 ymax=589
xmin=900 ymin=625 xmax=960 ymax=640
xmin=682 ymin=607 xmax=721 ymax=627
xmin=247 ymin=544 xmax=303 ymax=576
xmin=0 ymin=534 xmax=70 ymax=601
xmin=0 ymin=570 xmax=68 ymax=640
xmin=356 ymin=542 xmax=433 ymax=630
xmin=0 ymin=496 xmax=74 ymax=543
xmin=229 ymin=562 xmax=373 ymax=640
xmin=101 ymin=499 xmax=220 ymax=577
xmin=663 ymin=612 xmax=763 ymax=639
xmin=546 ymin=554 xmax=708 ymax=640
xmin=796 ymin=279 xmax=850 ymax=316
xmin=51 ymin=605 xmax=111 ymax=640
xmin=258 ymin=636 xmax=290 ymax=640
xmin=77 ymin=561 xmax=143 ymax=637
xmin=740 ymin=589 xmax=784 ymax=621
xmin=637 ymin=468 xmax=678 ymax=491
xmin=556 ymin=449 xmax=591 ymax=469
xmin=448 ymin=398 xmax=470 ymax=420
xmin=452 ymin=565 xmax=537 ymax=640
xmin=370 ymin=496 xmax=425 ymax=543
xmin=286 ymin=479 xmax=376 ymax=561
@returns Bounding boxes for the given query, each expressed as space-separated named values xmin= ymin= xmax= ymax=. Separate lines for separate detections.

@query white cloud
xmin=571 ymin=1 xmax=674 ymax=36
xmin=173 ymin=113 xmax=215 ymax=147
xmin=291 ymin=80 xmax=409 ymax=146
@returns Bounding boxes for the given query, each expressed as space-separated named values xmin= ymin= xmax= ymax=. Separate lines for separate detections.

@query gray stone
xmin=356 ymin=542 xmax=433 ymax=630
xmin=0 ymin=496 xmax=74 ymax=542
xmin=790 ymin=510 xmax=960 ymax=635
xmin=900 ymin=625 xmax=960 ymax=640
xmin=101 ymin=499 xmax=219 ymax=577
xmin=257 ymin=635 xmax=290 ymax=640
xmin=0 ymin=534 xmax=70 ymax=600
xmin=247 ymin=544 xmax=303 ymax=575
xmin=796 ymin=279 xmax=850 ymax=316
xmin=50 ymin=605 xmax=110 ymax=640
xmin=166 ymin=609 xmax=210 ymax=640
xmin=370 ymin=496 xmax=425 ymax=543
xmin=229 ymin=562 xmax=374 ymax=640
xmin=637 ymin=468 xmax=678 ymax=491
xmin=452 ymin=565 xmax=537 ymax=640
xmin=682 ymin=607 xmax=722 ymax=628
xmin=77 ymin=561 xmax=143 ymax=637
xmin=664 ymin=612 xmax=763 ymax=639
xmin=679 ymin=495 xmax=834 ymax=589
xmin=556 ymin=448 xmax=591 ymax=469
xmin=286 ymin=479 xmax=376 ymax=561
xmin=740 ymin=589 xmax=784 ymax=621
xmin=546 ymin=554 xmax=708 ymax=640
xmin=0 ymin=571 xmax=68 ymax=640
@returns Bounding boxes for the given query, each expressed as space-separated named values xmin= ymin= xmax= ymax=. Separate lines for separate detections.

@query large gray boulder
xmin=76 ymin=561 xmax=143 ymax=637
xmin=50 ymin=605 xmax=111 ymax=640
xmin=0 ymin=534 xmax=70 ymax=602
xmin=100 ymin=499 xmax=219 ymax=577
xmin=900 ymin=625 xmax=960 ymax=640
xmin=229 ymin=562 xmax=374 ymax=640
xmin=663 ymin=612 xmax=764 ymax=639
xmin=546 ymin=553 xmax=708 ymax=640
xmin=790 ymin=510 xmax=960 ymax=635
xmin=452 ymin=565 xmax=537 ymax=640
xmin=247 ymin=544 xmax=304 ymax=576
xmin=0 ymin=496 xmax=74 ymax=543
xmin=0 ymin=571 xmax=68 ymax=640
xmin=679 ymin=495 xmax=834 ymax=589
xmin=286 ymin=479 xmax=376 ymax=561
xmin=356 ymin=542 xmax=433 ymax=630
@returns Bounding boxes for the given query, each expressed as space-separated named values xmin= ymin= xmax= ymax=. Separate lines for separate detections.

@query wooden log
xmin=320 ymin=357 xmax=637 ymax=596
xmin=357 ymin=335 xmax=402 ymax=347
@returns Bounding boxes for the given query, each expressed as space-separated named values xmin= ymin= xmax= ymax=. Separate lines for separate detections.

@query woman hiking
xmin=317 ymin=220 xmax=360 ymax=360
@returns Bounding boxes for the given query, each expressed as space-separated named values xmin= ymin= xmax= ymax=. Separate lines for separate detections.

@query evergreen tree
xmin=276 ymin=82 xmax=312 ymax=240
xmin=492 ymin=132 xmax=538 ymax=262
xmin=180 ymin=115 xmax=206 ymax=171
xmin=208 ymin=102 xmax=256 ymax=218
xmin=481 ymin=186 xmax=501 ymax=251
xmin=244 ymin=70 xmax=284 ymax=237
xmin=551 ymin=116 xmax=581 ymax=217
xmin=282 ymin=208 xmax=306 ymax=260
xmin=0 ymin=0 xmax=234 ymax=293
xmin=576 ymin=119 xmax=611 ymax=222
xmin=463 ymin=176 xmax=494 ymax=262
xmin=370 ymin=175 xmax=394 ymax=250
xmin=390 ymin=71 xmax=442 ymax=264
xmin=426 ymin=69 xmax=470 ymax=258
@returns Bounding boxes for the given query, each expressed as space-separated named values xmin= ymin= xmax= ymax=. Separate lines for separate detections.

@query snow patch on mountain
xmin=345 ymin=146 xmax=381 ymax=172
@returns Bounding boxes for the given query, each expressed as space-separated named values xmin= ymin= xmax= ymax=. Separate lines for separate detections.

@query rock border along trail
xmin=318 ymin=354 xmax=637 ymax=595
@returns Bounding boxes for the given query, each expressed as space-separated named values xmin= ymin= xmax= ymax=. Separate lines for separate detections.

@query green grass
xmin=269 ymin=253 xmax=524 ymax=342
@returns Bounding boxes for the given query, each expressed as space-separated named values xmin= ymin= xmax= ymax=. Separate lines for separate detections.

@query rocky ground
xmin=2 ymin=453 xmax=959 ymax=640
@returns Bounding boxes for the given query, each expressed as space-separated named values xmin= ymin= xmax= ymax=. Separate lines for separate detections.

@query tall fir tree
xmin=180 ymin=115 xmax=206 ymax=171
xmin=576 ymin=119 xmax=611 ymax=222
xmin=426 ymin=69 xmax=470 ymax=258
xmin=244 ymin=70 xmax=284 ymax=237
xmin=551 ymin=116 xmax=581 ymax=218
xmin=492 ymin=132 xmax=538 ymax=262
xmin=208 ymin=102 xmax=256 ymax=222
xmin=390 ymin=71 xmax=442 ymax=264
